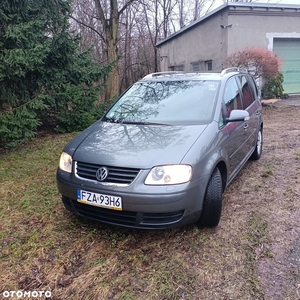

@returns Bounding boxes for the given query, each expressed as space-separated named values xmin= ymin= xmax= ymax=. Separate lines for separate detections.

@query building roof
xmin=156 ymin=2 xmax=300 ymax=47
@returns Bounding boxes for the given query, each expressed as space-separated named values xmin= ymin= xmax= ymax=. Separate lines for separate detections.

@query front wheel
xmin=251 ymin=128 xmax=263 ymax=160
xmin=196 ymin=167 xmax=223 ymax=228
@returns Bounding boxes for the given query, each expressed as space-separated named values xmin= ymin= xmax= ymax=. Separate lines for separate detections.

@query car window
xmin=247 ymin=74 xmax=259 ymax=100
xmin=223 ymin=77 xmax=243 ymax=117
xmin=105 ymin=80 xmax=220 ymax=125
xmin=238 ymin=75 xmax=255 ymax=109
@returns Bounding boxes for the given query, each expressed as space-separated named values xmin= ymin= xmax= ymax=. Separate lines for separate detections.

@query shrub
xmin=224 ymin=48 xmax=281 ymax=79
xmin=261 ymin=73 xmax=288 ymax=99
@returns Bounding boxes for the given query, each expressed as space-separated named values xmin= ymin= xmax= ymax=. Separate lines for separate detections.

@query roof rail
xmin=142 ymin=71 xmax=185 ymax=79
xmin=220 ymin=67 xmax=248 ymax=76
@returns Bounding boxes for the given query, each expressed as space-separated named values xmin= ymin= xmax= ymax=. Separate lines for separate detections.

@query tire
xmin=197 ymin=167 xmax=223 ymax=228
xmin=250 ymin=128 xmax=262 ymax=160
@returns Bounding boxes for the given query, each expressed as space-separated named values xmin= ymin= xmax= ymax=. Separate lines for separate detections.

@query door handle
xmin=244 ymin=123 xmax=249 ymax=130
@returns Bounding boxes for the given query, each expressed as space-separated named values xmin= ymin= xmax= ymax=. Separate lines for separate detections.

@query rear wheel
xmin=197 ymin=167 xmax=223 ymax=228
xmin=251 ymin=128 xmax=262 ymax=160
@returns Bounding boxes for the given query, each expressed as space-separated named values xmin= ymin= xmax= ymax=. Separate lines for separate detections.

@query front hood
xmin=70 ymin=121 xmax=207 ymax=169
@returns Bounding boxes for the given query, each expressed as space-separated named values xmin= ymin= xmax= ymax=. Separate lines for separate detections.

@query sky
xmin=212 ymin=0 xmax=300 ymax=9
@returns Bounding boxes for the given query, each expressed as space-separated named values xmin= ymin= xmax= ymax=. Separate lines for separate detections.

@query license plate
xmin=77 ymin=189 xmax=122 ymax=211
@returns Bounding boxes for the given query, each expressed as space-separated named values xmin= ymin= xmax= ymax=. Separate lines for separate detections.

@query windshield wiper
xmin=120 ymin=121 xmax=171 ymax=126
xmin=104 ymin=117 xmax=170 ymax=126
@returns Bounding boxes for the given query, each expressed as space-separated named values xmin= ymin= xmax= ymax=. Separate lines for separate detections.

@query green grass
xmin=1 ymin=105 xmax=300 ymax=299
xmin=261 ymin=161 xmax=276 ymax=177
xmin=242 ymin=212 xmax=270 ymax=298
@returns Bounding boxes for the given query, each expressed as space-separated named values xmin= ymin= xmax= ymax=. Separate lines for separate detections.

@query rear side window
xmin=247 ymin=74 xmax=259 ymax=99
xmin=239 ymin=75 xmax=256 ymax=109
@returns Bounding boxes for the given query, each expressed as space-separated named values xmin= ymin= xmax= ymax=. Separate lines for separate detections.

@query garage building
xmin=156 ymin=2 xmax=300 ymax=94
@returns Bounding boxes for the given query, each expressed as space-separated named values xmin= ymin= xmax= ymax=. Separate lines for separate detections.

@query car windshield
xmin=104 ymin=80 xmax=220 ymax=125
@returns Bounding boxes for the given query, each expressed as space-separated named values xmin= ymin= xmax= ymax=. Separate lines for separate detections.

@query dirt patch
xmin=252 ymin=106 xmax=300 ymax=299
xmin=258 ymin=214 xmax=300 ymax=300
xmin=262 ymin=95 xmax=300 ymax=107
xmin=0 ymin=105 xmax=300 ymax=299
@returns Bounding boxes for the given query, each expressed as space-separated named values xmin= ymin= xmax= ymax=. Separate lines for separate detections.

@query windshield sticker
xmin=208 ymin=84 xmax=216 ymax=91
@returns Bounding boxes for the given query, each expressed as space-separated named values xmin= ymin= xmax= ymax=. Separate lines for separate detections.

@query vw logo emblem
xmin=96 ymin=167 xmax=108 ymax=181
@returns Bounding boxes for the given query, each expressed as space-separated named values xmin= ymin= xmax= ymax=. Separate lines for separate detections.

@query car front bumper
xmin=56 ymin=169 xmax=210 ymax=229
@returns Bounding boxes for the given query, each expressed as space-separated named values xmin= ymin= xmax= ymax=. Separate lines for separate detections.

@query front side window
xmin=104 ymin=80 xmax=220 ymax=125
xmin=223 ymin=77 xmax=243 ymax=117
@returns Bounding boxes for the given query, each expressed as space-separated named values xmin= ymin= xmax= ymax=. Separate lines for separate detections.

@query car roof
xmin=141 ymin=68 xmax=249 ymax=82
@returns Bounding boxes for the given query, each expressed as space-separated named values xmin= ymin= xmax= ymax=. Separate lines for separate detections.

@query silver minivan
xmin=57 ymin=68 xmax=263 ymax=229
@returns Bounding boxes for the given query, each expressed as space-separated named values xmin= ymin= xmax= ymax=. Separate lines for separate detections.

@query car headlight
xmin=59 ymin=152 xmax=72 ymax=173
xmin=145 ymin=165 xmax=192 ymax=185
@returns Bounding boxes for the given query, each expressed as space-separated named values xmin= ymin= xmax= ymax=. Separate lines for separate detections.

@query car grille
xmin=62 ymin=197 xmax=184 ymax=229
xmin=75 ymin=161 xmax=140 ymax=185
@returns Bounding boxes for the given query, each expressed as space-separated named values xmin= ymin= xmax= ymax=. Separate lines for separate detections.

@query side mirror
xmin=226 ymin=110 xmax=250 ymax=123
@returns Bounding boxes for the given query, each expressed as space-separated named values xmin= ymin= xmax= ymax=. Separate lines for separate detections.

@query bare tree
xmin=92 ymin=0 xmax=139 ymax=99
xmin=118 ymin=2 xmax=155 ymax=90
xmin=70 ymin=0 xmax=219 ymax=98
xmin=176 ymin=0 xmax=217 ymax=29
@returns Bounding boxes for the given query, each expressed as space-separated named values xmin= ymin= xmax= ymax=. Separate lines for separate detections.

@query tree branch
xmin=93 ymin=0 xmax=108 ymax=29
xmin=119 ymin=0 xmax=138 ymax=16
xmin=69 ymin=14 xmax=106 ymax=43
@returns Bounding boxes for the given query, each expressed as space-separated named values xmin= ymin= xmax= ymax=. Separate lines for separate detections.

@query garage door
xmin=273 ymin=38 xmax=300 ymax=94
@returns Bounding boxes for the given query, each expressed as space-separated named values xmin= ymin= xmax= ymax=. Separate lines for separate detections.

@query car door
xmin=221 ymin=77 xmax=249 ymax=175
xmin=238 ymin=74 xmax=261 ymax=155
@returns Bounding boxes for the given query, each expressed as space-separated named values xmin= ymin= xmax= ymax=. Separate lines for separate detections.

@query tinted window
xmin=247 ymin=74 xmax=259 ymax=99
xmin=239 ymin=75 xmax=255 ymax=109
xmin=105 ymin=80 xmax=220 ymax=125
xmin=223 ymin=77 xmax=243 ymax=117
